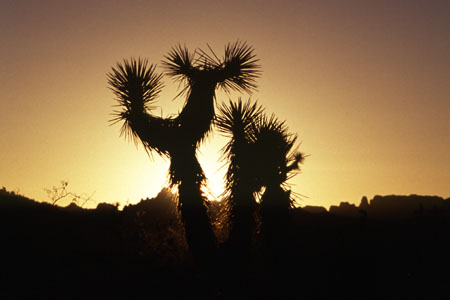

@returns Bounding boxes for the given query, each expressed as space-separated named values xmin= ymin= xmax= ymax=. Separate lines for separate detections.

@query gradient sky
xmin=1 ymin=0 xmax=449 ymax=209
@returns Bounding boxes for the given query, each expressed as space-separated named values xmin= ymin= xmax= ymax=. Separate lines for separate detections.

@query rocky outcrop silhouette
xmin=368 ymin=194 xmax=448 ymax=219
xmin=305 ymin=194 xmax=450 ymax=221
xmin=329 ymin=201 xmax=360 ymax=217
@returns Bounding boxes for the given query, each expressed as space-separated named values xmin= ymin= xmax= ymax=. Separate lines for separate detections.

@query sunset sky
xmin=1 ymin=0 xmax=449 ymax=209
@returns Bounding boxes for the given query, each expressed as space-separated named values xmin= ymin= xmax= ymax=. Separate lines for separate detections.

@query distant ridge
xmin=2 ymin=187 xmax=449 ymax=220
xmin=302 ymin=194 xmax=450 ymax=220
xmin=0 ymin=186 xmax=176 ymax=212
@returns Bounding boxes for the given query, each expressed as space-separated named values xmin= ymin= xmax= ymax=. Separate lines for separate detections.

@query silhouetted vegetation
xmin=2 ymin=187 xmax=450 ymax=299
xmin=216 ymin=98 xmax=305 ymax=273
xmin=215 ymin=99 xmax=264 ymax=267
xmin=107 ymin=41 xmax=260 ymax=267
xmin=44 ymin=180 xmax=95 ymax=207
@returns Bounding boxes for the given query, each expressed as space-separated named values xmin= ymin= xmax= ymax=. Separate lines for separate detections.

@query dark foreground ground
xmin=1 ymin=188 xmax=450 ymax=299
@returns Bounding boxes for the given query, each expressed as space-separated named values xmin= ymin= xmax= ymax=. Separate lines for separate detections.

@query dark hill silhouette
xmin=0 ymin=187 xmax=193 ymax=299
xmin=302 ymin=205 xmax=328 ymax=214
xmin=317 ymin=194 xmax=450 ymax=220
xmin=368 ymin=194 xmax=449 ymax=219
xmin=2 ymin=187 xmax=450 ymax=299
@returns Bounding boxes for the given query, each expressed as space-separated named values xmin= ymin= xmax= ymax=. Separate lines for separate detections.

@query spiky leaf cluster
xmin=162 ymin=45 xmax=197 ymax=97
xmin=107 ymin=58 xmax=165 ymax=145
xmin=216 ymin=98 xmax=264 ymax=152
xmin=162 ymin=41 xmax=261 ymax=98
xmin=251 ymin=114 xmax=304 ymax=186
xmin=217 ymin=99 xmax=304 ymax=197
xmin=108 ymin=58 xmax=163 ymax=114
xmin=217 ymin=41 xmax=261 ymax=93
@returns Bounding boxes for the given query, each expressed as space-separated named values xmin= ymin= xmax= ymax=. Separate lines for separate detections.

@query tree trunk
xmin=178 ymin=180 xmax=217 ymax=267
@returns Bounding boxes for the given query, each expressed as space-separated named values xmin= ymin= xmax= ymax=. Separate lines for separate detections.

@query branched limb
xmin=44 ymin=180 xmax=95 ymax=207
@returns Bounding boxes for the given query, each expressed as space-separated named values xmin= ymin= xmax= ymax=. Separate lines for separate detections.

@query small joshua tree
xmin=252 ymin=114 xmax=304 ymax=259
xmin=217 ymin=99 xmax=304 ymax=265
xmin=216 ymin=99 xmax=264 ymax=262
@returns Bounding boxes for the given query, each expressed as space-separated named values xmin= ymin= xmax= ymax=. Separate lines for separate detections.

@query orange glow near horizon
xmin=1 ymin=1 xmax=449 ymax=209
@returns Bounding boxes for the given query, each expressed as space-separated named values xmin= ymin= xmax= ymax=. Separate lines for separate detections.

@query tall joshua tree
xmin=107 ymin=42 xmax=260 ymax=265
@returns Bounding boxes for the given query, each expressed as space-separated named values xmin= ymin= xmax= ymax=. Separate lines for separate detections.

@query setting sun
xmin=200 ymin=157 xmax=227 ymax=201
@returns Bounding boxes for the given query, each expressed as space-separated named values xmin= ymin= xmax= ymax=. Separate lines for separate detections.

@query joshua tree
xmin=107 ymin=42 xmax=260 ymax=265
xmin=216 ymin=99 xmax=264 ymax=261
xmin=252 ymin=113 xmax=304 ymax=263
xmin=217 ymin=99 xmax=304 ymax=265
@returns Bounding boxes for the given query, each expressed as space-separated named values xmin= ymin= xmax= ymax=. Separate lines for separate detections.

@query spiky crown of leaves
xmin=108 ymin=41 xmax=261 ymax=127
xmin=162 ymin=41 xmax=261 ymax=96
xmin=107 ymin=58 xmax=165 ymax=144
xmin=108 ymin=58 xmax=164 ymax=113
xmin=216 ymin=99 xmax=305 ymax=189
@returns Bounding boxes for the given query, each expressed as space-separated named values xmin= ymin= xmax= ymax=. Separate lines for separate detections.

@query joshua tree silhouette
xmin=107 ymin=42 xmax=260 ymax=265
xmin=217 ymin=99 xmax=304 ymax=265
xmin=253 ymin=113 xmax=304 ymax=263
xmin=216 ymin=99 xmax=264 ymax=261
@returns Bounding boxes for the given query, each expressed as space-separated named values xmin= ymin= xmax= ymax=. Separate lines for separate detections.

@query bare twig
xmin=44 ymin=180 xmax=96 ymax=207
